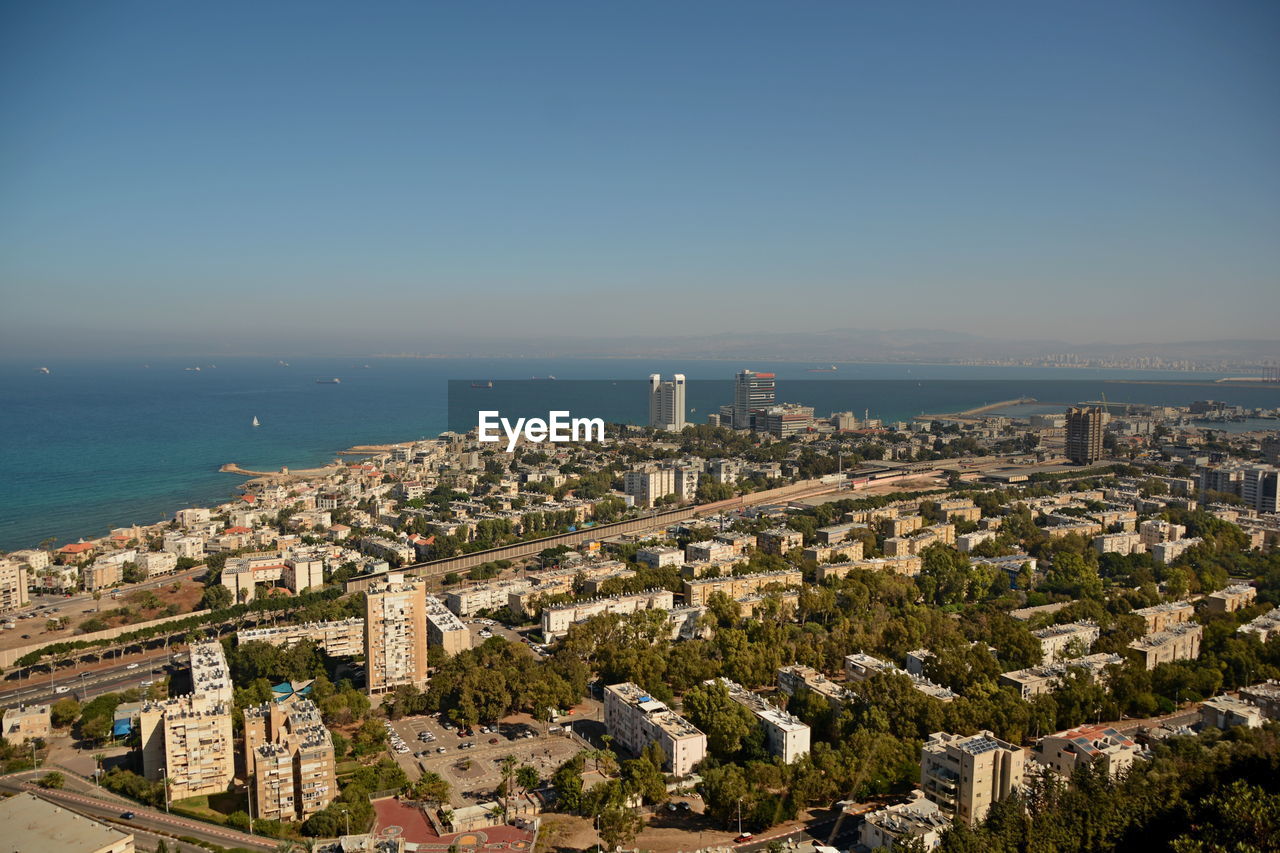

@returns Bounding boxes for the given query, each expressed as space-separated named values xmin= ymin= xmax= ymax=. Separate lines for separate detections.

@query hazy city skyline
xmin=2 ymin=1 xmax=1278 ymax=357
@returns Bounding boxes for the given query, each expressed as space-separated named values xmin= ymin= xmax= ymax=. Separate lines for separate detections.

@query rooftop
xmin=0 ymin=792 xmax=134 ymax=852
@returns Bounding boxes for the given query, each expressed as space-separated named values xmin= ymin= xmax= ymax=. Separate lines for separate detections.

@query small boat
xmin=36 ymin=367 xmax=50 ymax=374
xmin=807 ymin=365 xmax=838 ymax=372
xmin=316 ymin=378 xmax=341 ymax=384
xmin=252 ymin=416 xmax=261 ymax=427
xmin=278 ymin=360 xmax=290 ymax=367
xmin=185 ymin=366 xmax=201 ymax=372
xmin=530 ymin=375 xmax=556 ymax=380
xmin=471 ymin=381 xmax=494 ymax=388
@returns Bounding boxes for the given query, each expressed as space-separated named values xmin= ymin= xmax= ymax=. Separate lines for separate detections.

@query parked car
xmin=734 ymin=834 xmax=753 ymax=844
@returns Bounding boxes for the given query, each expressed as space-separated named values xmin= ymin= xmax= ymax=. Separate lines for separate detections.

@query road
xmin=0 ymin=648 xmax=178 ymax=709
xmin=0 ymin=772 xmax=278 ymax=852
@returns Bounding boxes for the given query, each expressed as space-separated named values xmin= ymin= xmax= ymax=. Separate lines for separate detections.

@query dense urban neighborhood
xmin=3 ymin=382 xmax=1280 ymax=853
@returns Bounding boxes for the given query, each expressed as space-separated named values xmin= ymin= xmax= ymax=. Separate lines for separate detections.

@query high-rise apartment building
xmin=1065 ymin=406 xmax=1106 ymax=465
xmin=624 ymin=467 xmax=676 ymax=508
xmin=1242 ymin=465 xmax=1280 ymax=514
xmin=648 ymin=374 xmax=687 ymax=432
xmin=243 ymin=698 xmax=337 ymax=822
xmin=920 ymin=730 xmax=1025 ymax=825
xmin=139 ymin=640 xmax=235 ymax=799
xmin=364 ymin=573 xmax=429 ymax=695
xmin=733 ymin=370 xmax=776 ymax=429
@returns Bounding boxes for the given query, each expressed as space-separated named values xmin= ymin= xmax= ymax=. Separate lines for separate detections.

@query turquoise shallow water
xmin=1 ymin=357 xmax=1276 ymax=550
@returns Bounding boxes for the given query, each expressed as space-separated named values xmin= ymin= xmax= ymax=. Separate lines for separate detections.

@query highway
xmin=0 ymin=648 xmax=179 ymax=709
xmin=0 ymin=772 xmax=277 ymax=852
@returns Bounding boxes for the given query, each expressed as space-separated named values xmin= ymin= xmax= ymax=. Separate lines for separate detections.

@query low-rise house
xmin=1 ymin=704 xmax=50 ymax=745
xmin=1200 ymin=695 xmax=1265 ymax=730
xmin=858 ymin=790 xmax=951 ymax=851
xmin=1032 ymin=725 xmax=1141 ymax=780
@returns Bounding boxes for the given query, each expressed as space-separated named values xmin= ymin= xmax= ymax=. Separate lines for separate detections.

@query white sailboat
xmin=252 ymin=416 xmax=261 ymax=427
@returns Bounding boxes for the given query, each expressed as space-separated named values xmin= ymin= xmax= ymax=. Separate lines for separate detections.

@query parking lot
xmin=388 ymin=712 xmax=583 ymax=807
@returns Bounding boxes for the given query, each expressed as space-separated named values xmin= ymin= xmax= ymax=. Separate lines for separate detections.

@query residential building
xmin=1200 ymin=695 xmax=1265 ymax=730
xmin=714 ymin=678 xmax=810 ymax=764
xmin=1093 ymin=532 xmax=1143 ymax=556
xmin=1241 ymin=464 xmax=1280 ymax=514
xmin=843 ymin=653 xmax=956 ymax=702
xmin=999 ymin=653 xmax=1124 ymax=699
xmin=1132 ymin=600 xmax=1195 ymax=633
xmin=1204 ymin=583 xmax=1256 ymax=614
xmin=2 ymin=704 xmax=50 ymax=745
xmin=0 ymin=558 xmax=29 ymax=612
xmin=733 ymin=370 xmax=776 ymax=429
xmin=1239 ymin=608 xmax=1280 ymax=643
xmin=1239 ymin=681 xmax=1280 ymax=719
xmin=624 ymin=467 xmax=676 ymax=508
xmin=757 ymin=528 xmax=804 ymax=556
xmin=1128 ymin=622 xmax=1204 ymax=669
xmin=140 ymin=683 xmax=235 ymax=798
xmin=1151 ymin=537 xmax=1203 ymax=564
xmin=162 ymin=533 xmax=206 ymax=561
xmin=238 ymin=619 xmax=366 ymax=657
xmin=685 ymin=540 xmax=739 ymax=563
xmin=1139 ymin=519 xmax=1187 ymax=548
xmin=137 ymin=551 xmax=179 ymax=577
xmin=919 ymin=731 xmax=1025 ymax=825
xmin=815 ymin=555 xmax=922 ymax=581
xmin=188 ymin=639 xmax=234 ymax=706
xmin=425 ymin=595 xmax=471 ymax=656
xmin=541 ymin=590 xmax=675 ymax=640
xmin=682 ymin=569 xmax=802 ymax=607
xmin=365 ymin=573 xmax=429 ymax=696
xmin=777 ymin=664 xmax=852 ymax=710
xmin=858 ymin=790 xmax=951 ymax=851
xmin=1032 ymin=621 xmax=1100 ymax=664
xmin=445 ymin=579 xmax=532 ymax=617
xmin=243 ymin=698 xmax=337 ymax=821
xmin=221 ymin=552 xmax=324 ymax=603
xmin=1032 ymin=725 xmax=1141 ymax=780
xmin=603 ymin=682 xmax=707 ymax=777
xmin=636 ymin=545 xmax=684 ymax=568
xmin=0 ymin=792 xmax=135 ymax=853
xmin=648 ymin=374 xmax=687 ymax=432
xmin=1065 ymin=406 xmax=1106 ymax=465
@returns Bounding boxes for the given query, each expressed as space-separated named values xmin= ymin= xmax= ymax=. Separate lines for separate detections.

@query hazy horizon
xmin=3 ymin=1 xmax=1278 ymax=355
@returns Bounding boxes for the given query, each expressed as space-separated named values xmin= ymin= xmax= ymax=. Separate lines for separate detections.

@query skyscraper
xmin=648 ymin=374 xmax=687 ymax=432
xmin=733 ymin=370 xmax=776 ymax=429
xmin=1065 ymin=406 xmax=1106 ymax=465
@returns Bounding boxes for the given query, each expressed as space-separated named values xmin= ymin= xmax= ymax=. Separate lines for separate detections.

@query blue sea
xmin=2 ymin=357 xmax=1278 ymax=551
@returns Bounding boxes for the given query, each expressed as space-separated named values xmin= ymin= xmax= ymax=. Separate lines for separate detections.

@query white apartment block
xmin=1241 ymin=464 xmax=1280 ymax=514
xmin=844 ymin=653 xmax=957 ymax=702
xmin=1032 ymin=725 xmax=1141 ymax=780
xmin=1128 ymin=622 xmax=1203 ymax=670
xmin=0 ymin=558 xmax=29 ymax=613
xmin=920 ymin=731 xmax=1025 ymax=826
xmin=1093 ymin=532 xmax=1144 ymax=556
xmin=636 ymin=546 xmax=684 ymax=568
xmin=425 ymin=595 xmax=471 ymax=656
xmin=624 ymin=468 xmax=676 ymax=508
xmin=220 ymin=552 xmax=324 ymax=603
xmin=541 ymin=590 xmax=675 ymax=640
xmin=859 ymin=790 xmax=951 ymax=851
xmin=1151 ymin=537 xmax=1203 ymax=564
xmin=682 ymin=569 xmax=802 ymax=607
xmin=648 ymin=374 xmax=687 ymax=433
xmin=815 ymin=555 xmax=923 ymax=582
xmin=1239 ymin=607 xmax=1280 ymax=642
xmin=137 ymin=551 xmax=179 ymax=577
xmin=238 ymin=619 xmax=365 ymax=657
xmin=1139 ymin=520 xmax=1186 ymax=548
xmin=603 ymin=682 xmax=707 ymax=777
xmin=999 ymin=653 xmax=1124 ymax=699
xmin=714 ymin=678 xmax=810 ymax=763
xmin=365 ymin=573 xmax=428 ymax=695
xmin=162 ymin=533 xmax=206 ymax=560
xmin=1032 ymin=621 xmax=1100 ymax=664
xmin=446 ymin=579 xmax=533 ymax=617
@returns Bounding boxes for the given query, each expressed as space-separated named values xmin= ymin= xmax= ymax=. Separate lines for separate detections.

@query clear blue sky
xmin=1 ymin=1 xmax=1277 ymax=356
